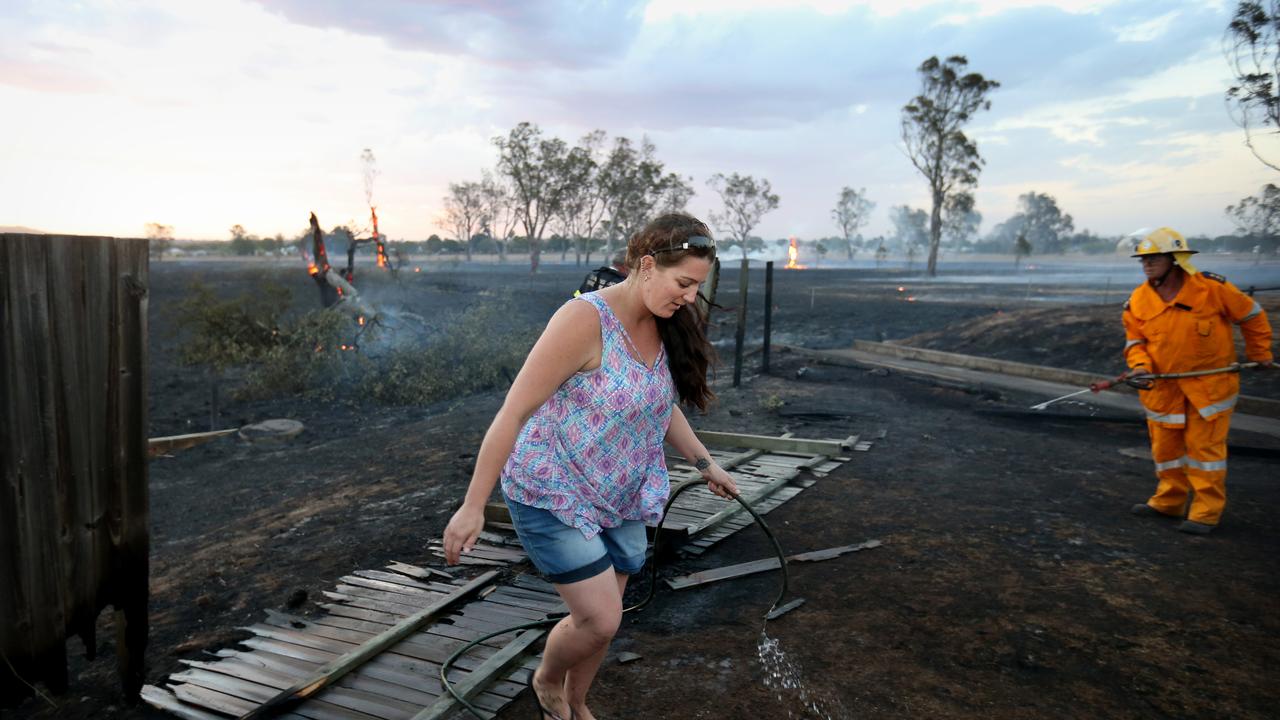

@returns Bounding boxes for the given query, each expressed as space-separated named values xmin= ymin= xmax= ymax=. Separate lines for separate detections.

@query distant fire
xmin=785 ymin=237 xmax=805 ymax=269
xmin=371 ymin=206 xmax=388 ymax=269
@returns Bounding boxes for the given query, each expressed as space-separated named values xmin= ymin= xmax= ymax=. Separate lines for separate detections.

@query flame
xmin=414 ymin=267 xmax=421 ymax=273
xmin=303 ymin=249 xmax=320 ymax=276
xmin=357 ymin=316 xmax=365 ymax=326
xmin=371 ymin=206 xmax=389 ymax=269
xmin=785 ymin=237 xmax=804 ymax=269
xmin=897 ymin=286 xmax=905 ymax=292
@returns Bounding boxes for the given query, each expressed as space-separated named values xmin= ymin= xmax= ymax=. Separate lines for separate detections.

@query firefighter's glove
xmin=1123 ymin=367 xmax=1155 ymax=390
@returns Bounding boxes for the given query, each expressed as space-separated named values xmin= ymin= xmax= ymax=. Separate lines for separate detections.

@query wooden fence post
xmin=733 ymin=257 xmax=749 ymax=388
xmin=763 ymin=261 xmax=773 ymax=374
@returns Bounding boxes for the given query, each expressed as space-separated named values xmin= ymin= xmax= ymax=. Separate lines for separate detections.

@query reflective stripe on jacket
xmin=1122 ymin=272 xmax=1273 ymax=424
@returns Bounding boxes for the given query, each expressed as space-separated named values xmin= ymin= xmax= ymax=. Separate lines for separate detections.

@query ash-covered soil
xmin=897 ymin=299 xmax=1280 ymax=398
xmin=8 ymin=260 xmax=1279 ymax=720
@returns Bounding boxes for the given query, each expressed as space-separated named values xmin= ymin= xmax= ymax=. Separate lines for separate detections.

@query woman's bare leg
xmin=533 ymin=568 xmax=624 ymax=719
xmin=563 ymin=571 xmax=629 ymax=720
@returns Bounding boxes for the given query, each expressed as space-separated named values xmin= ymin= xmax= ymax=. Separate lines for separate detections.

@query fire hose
xmin=440 ymin=477 xmax=791 ymax=719
xmin=1030 ymin=362 xmax=1262 ymax=410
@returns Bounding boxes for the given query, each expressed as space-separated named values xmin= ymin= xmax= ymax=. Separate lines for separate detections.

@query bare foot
xmin=532 ymin=668 xmax=571 ymax=720
xmin=568 ymin=701 xmax=596 ymax=720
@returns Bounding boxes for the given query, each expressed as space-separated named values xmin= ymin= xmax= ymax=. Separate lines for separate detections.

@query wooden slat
xmin=694 ymin=430 xmax=854 ymax=455
xmin=351 ymin=570 xmax=449 ymax=593
xmin=427 ymin=541 xmax=526 ymax=563
xmin=140 ymin=685 xmax=229 ymax=720
xmin=324 ymin=589 xmax=426 ymax=617
xmin=174 ymin=682 xmax=259 ymax=715
xmin=148 ymin=428 xmax=238 ymax=456
xmin=384 ymin=562 xmax=452 ymax=581
xmin=339 ymin=576 xmax=450 ymax=600
xmin=172 ymin=667 xmax=279 ymax=703
xmin=667 ymin=540 xmax=883 ymax=589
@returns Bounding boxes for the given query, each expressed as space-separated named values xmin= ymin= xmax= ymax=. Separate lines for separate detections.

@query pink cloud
xmin=0 ymin=56 xmax=106 ymax=94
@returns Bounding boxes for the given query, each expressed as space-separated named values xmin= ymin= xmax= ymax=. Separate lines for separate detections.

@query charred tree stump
xmin=308 ymin=213 xmax=340 ymax=308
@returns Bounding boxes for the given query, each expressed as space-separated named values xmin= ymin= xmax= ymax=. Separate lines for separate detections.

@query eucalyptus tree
xmin=706 ymin=172 xmax=780 ymax=258
xmin=1225 ymin=1 xmax=1280 ymax=170
xmin=1226 ymin=183 xmax=1280 ymax=255
xmin=441 ymin=181 xmax=488 ymax=262
xmin=942 ymin=191 xmax=981 ymax=249
xmin=555 ymin=130 xmax=609 ymax=266
xmin=598 ymin=136 xmax=692 ymax=257
xmin=889 ymin=205 xmax=929 ymax=258
xmin=493 ymin=122 xmax=574 ymax=272
xmin=480 ymin=170 xmax=521 ymax=263
xmin=145 ymin=222 xmax=174 ymax=260
xmin=901 ymin=55 xmax=999 ymax=276
xmin=1007 ymin=191 xmax=1074 ymax=254
xmin=832 ymin=187 xmax=875 ymax=260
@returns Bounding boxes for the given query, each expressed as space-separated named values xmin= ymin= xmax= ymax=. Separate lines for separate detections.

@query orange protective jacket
xmin=1122 ymin=271 xmax=1273 ymax=426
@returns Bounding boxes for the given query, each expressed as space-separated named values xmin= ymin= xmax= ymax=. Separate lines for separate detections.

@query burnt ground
xmin=7 ymin=260 xmax=1280 ymax=720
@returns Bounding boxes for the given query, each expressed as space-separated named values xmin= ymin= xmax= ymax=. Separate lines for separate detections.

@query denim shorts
xmin=504 ymin=494 xmax=649 ymax=585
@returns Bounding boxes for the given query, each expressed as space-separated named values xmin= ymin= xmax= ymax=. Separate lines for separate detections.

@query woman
xmin=442 ymin=213 xmax=740 ymax=720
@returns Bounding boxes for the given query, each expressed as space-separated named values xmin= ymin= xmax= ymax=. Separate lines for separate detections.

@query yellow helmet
xmin=1131 ymin=227 xmax=1198 ymax=275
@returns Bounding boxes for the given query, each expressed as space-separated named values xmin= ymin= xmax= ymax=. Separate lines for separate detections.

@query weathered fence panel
xmin=0 ymin=233 xmax=149 ymax=703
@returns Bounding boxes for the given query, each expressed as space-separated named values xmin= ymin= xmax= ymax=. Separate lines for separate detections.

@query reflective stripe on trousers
xmin=1154 ymin=455 xmax=1227 ymax=472
xmin=1197 ymin=394 xmax=1237 ymax=419
xmin=1145 ymin=401 xmax=1231 ymax=526
xmin=1144 ymin=408 xmax=1186 ymax=425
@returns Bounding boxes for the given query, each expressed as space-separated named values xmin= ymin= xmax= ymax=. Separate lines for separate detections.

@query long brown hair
xmin=626 ymin=213 xmax=718 ymax=411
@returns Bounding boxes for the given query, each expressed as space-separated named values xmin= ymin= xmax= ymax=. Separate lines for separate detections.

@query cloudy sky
xmin=0 ymin=0 xmax=1272 ymax=242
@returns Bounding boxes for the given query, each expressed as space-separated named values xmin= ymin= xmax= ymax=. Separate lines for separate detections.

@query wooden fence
xmin=1 ymin=234 xmax=150 ymax=703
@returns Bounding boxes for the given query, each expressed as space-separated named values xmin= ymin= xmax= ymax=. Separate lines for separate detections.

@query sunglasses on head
xmin=650 ymin=235 xmax=716 ymax=256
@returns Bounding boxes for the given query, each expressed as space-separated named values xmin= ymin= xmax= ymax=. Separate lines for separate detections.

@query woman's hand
xmin=442 ymin=504 xmax=486 ymax=565
xmin=702 ymin=463 xmax=739 ymax=499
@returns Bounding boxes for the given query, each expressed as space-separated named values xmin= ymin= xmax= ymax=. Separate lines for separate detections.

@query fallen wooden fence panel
xmin=142 ymin=565 xmax=562 ymax=720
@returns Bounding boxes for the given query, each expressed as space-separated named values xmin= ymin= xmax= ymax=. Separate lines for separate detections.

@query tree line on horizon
xmin=149 ymin=2 xmax=1280 ymax=268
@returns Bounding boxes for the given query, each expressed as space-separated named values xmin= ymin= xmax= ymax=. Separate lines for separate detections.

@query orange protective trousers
xmin=1145 ymin=403 xmax=1231 ymax=525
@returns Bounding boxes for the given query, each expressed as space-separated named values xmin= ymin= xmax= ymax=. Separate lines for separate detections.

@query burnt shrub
xmin=355 ymin=298 xmax=536 ymax=405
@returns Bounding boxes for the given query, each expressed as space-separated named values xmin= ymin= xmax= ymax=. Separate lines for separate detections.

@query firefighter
xmin=574 ymin=250 xmax=629 ymax=297
xmin=1123 ymin=228 xmax=1274 ymax=534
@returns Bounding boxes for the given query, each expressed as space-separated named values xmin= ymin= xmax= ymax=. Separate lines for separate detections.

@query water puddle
xmin=757 ymin=630 xmax=848 ymax=719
